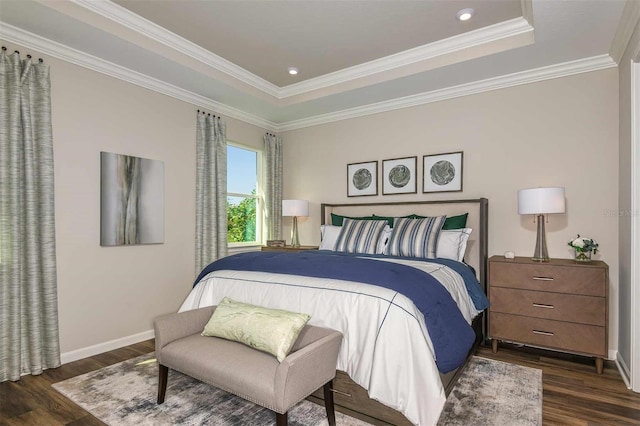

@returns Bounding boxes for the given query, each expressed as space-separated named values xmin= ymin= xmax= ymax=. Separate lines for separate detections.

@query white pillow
xmin=320 ymin=225 xmax=342 ymax=250
xmin=437 ymin=228 xmax=472 ymax=262
xmin=376 ymin=225 xmax=393 ymax=255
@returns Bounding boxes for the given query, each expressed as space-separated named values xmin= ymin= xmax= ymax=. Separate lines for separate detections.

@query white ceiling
xmin=0 ymin=0 xmax=629 ymax=130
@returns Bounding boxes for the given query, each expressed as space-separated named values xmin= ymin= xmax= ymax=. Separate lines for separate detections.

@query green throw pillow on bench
xmin=202 ymin=297 xmax=311 ymax=362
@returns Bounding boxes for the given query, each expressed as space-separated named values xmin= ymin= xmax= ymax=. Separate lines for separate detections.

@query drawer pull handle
xmin=532 ymin=276 xmax=554 ymax=281
xmin=532 ymin=303 xmax=554 ymax=309
xmin=330 ymin=388 xmax=352 ymax=398
xmin=532 ymin=330 xmax=554 ymax=336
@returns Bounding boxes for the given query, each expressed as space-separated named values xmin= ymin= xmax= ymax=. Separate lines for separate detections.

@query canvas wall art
xmin=100 ymin=152 xmax=164 ymax=246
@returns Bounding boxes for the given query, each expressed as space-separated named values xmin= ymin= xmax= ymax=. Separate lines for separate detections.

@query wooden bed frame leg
xmin=157 ymin=364 xmax=168 ymax=404
xmin=323 ymin=380 xmax=336 ymax=426
xmin=492 ymin=339 xmax=498 ymax=353
xmin=276 ymin=411 xmax=288 ymax=426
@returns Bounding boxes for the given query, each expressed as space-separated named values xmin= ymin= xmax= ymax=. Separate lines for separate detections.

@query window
xmin=227 ymin=143 xmax=262 ymax=246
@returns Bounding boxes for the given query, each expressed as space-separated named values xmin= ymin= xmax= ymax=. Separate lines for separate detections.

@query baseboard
xmin=617 ymin=351 xmax=632 ymax=389
xmin=60 ymin=329 xmax=155 ymax=365
xmin=608 ymin=349 xmax=617 ymax=361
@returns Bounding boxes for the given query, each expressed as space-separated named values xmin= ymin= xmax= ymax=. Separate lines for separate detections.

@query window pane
xmin=227 ymin=196 xmax=256 ymax=243
xmin=227 ymin=145 xmax=256 ymax=195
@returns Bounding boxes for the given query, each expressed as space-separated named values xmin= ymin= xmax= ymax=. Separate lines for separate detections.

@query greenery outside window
xmin=227 ymin=143 xmax=262 ymax=247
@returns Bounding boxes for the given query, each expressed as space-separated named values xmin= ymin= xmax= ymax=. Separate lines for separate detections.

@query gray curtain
xmin=195 ymin=113 xmax=227 ymax=273
xmin=0 ymin=51 xmax=60 ymax=382
xmin=263 ymin=133 xmax=283 ymax=241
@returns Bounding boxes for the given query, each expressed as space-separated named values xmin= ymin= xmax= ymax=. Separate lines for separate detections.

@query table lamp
xmin=518 ymin=187 xmax=566 ymax=262
xmin=282 ymin=199 xmax=308 ymax=247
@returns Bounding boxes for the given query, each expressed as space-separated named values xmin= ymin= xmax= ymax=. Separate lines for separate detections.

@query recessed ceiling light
xmin=287 ymin=67 xmax=299 ymax=75
xmin=456 ymin=8 xmax=475 ymax=21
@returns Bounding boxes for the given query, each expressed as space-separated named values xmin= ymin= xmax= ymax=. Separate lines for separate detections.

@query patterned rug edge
xmin=52 ymin=353 xmax=542 ymax=426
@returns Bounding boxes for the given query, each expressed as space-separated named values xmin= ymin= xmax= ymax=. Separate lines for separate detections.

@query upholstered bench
xmin=154 ymin=305 xmax=342 ymax=426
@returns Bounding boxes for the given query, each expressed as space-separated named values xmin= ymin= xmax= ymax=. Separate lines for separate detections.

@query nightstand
xmin=261 ymin=245 xmax=319 ymax=253
xmin=488 ymin=256 xmax=608 ymax=373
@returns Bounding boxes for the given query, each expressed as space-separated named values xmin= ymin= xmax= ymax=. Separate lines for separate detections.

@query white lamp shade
xmin=518 ymin=187 xmax=566 ymax=215
xmin=282 ymin=199 xmax=309 ymax=217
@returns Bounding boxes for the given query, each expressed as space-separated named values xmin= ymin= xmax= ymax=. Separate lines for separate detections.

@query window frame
xmin=226 ymin=141 xmax=263 ymax=248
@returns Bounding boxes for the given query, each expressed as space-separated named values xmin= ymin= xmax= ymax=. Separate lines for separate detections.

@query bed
xmin=180 ymin=199 xmax=489 ymax=426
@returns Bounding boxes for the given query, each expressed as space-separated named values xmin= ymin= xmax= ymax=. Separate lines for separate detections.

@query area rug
xmin=53 ymin=354 xmax=541 ymax=425
xmin=437 ymin=356 xmax=542 ymax=426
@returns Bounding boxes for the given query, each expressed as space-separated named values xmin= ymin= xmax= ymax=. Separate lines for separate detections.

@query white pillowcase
xmin=377 ymin=225 xmax=393 ymax=254
xmin=437 ymin=228 xmax=472 ymax=262
xmin=320 ymin=225 xmax=341 ymax=250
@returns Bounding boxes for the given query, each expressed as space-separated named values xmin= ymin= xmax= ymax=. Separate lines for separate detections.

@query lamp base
xmin=291 ymin=216 xmax=300 ymax=248
xmin=531 ymin=214 xmax=549 ymax=262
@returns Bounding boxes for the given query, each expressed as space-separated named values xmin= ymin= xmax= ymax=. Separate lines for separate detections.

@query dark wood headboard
xmin=320 ymin=198 xmax=489 ymax=291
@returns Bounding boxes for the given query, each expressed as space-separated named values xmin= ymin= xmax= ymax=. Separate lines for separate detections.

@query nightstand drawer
xmin=490 ymin=312 xmax=606 ymax=356
xmin=490 ymin=262 xmax=605 ymax=297
xmin=490 ymin=287 xmax=606 ymax=326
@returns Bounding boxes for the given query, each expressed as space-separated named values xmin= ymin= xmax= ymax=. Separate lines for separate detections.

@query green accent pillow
xmin=372 ymin=215 xmax=396 ymax=226
xmin=330 ymin=213 xmax=376 ymax=226
xmin=443 ymin=213 xmax=468 ymax=230
xmin=202 ymin=297 xmax=311 ymax=362
xmin=410 ymin=213 xmax=468 ymax=230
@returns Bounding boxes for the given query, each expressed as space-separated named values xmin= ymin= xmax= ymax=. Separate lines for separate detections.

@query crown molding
xmin=276 ymin=55 xmax=616 ymax=132
xmin=0 ymin=21 xmax=617 ymax=135
xmin=70 ymin=0 xmax=281 ymax=97
xmin=72 ymin=0 xmax=532 ymax=100
xmin=278 ymin=16 xmax=533 ymax=98
xmin=609 ymin=0 xmax=640 ymax=64
xmin=0 ymin=23 xmax=278 ymax=131
xmin=521 ymin=0 xmax=534 ymax=26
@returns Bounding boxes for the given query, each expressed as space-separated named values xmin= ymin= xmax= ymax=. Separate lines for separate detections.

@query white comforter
xmin=179 ymin=257 xmax=480 ymax=426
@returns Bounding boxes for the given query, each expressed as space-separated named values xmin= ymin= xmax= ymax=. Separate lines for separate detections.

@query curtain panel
xmin=263 ymin=134 xmax=283 ymax=241
xmin=0 ymin=50 xmax=60 ymax=382
xmin=195 ymin=113 xmax=227 ymax=274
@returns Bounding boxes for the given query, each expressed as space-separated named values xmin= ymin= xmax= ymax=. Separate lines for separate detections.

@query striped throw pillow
xmin=387 ymin=216 xmax=446 ymax=259
xmin=335 ymin=219 xmax=388 ymax=254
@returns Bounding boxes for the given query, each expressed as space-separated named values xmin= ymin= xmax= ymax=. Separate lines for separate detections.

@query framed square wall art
xmin=347 ymin=160 xmax=378 ymax=197
xmin=382 ymin=156 xmax=417 ymax=195
xmin=100 ymin=152 xmax=165 ymax=246
xmin=423 ymin=151 xmax=463 ymax=193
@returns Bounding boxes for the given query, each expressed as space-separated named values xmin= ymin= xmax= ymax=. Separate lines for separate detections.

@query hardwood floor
xmin=0 ymin=340 xmax=154 ymax=426
xmin=0 ymin=340 xmax=638 ymax=425
xmin=478 ymin=343 xmax=640 ymax=425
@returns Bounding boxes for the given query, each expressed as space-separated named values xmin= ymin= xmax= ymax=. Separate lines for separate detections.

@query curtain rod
xmin=1 ymin=46 xmax=44 ymax=63
xmin=197 ymin=109 xmax=220 ymax=119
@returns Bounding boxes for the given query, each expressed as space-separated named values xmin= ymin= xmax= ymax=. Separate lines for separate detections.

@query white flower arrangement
xmin=568 ymin=234 xmax=599 ymax=254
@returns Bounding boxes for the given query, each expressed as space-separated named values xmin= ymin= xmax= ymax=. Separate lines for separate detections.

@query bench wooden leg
xmin=323 ymin=380 xmax=336 ymax=426
xmin=275 ymin=411 xmax=288 ymax=426
xmin=157 ymin=364 xmax=168 ymax=404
